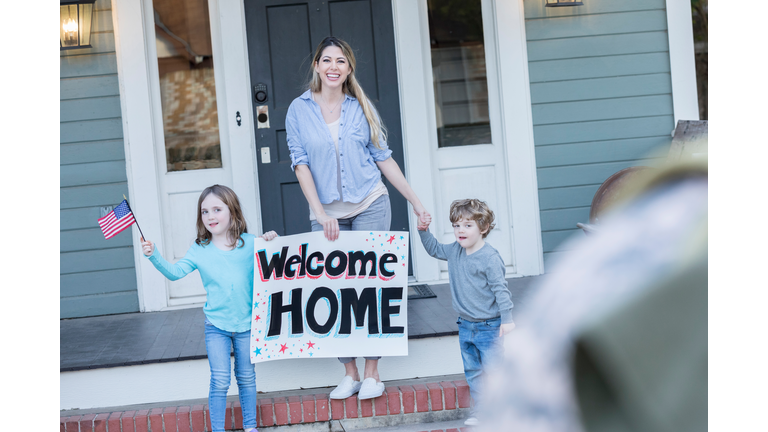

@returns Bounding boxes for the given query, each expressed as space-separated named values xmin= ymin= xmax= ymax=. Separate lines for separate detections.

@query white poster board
xmin=250 ymin=231 xmax=409 ymax=364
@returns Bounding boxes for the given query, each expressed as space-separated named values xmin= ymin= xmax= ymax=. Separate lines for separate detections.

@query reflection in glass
xmin=154 ymin=0 xmax=222 ymax=171
xmin=428 ymin=0 xmax=491 ymax=148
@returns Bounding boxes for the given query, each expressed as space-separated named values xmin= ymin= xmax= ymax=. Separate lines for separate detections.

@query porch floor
xmin=60 ymin=276 xmax=543 ymax=372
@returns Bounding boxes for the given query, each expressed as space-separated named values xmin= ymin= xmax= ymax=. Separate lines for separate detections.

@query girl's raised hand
xmin=261 ymin=231 xmax=278 ymax=241
xmin=141 ymin=238 xmax=155 ymax=257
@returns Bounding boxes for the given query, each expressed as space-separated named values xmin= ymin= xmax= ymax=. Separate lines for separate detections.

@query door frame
xmin=392 ymin=0 xmax=544 ymax=282
xmin=111 ymin=0 xmax=262 ymax=311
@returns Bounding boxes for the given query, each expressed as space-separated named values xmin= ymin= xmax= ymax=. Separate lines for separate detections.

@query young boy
xmin=418 ymin=198 xmax=515 ymax=427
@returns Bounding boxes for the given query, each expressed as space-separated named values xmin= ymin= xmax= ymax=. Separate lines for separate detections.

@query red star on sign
xmin=254 ymin=315 xmax=261 ymax=321
xmin=387 ymin=235 xmax=395 ymax=244
xmin=306 ymin=341 xmax=316 ymax=349
xmin=279 ymin=343 xmax=288 ymax=354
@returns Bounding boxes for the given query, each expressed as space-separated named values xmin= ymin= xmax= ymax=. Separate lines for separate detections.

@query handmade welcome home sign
xmin=250 ymin=231 xmax=409 ymax=364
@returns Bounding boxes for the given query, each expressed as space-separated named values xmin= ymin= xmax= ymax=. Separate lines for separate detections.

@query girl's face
xmin=452 ymin=217 xmax=487 ymax=253
xmin=314 ymin=45 xmax=351 ymax=91
xmin=200 ymin=194 xmax=232 ymax=239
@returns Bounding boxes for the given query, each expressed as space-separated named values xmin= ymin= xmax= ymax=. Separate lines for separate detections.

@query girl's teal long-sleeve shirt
xmin=146 ymin=233 xmax=256 ymax=333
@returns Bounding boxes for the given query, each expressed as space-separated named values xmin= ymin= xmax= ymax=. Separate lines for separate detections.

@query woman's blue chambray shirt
xmin=286 ymin=89 xmax=392 ymax=204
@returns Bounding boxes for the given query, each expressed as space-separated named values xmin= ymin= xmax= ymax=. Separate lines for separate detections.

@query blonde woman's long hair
xmin=308 ymin=36 xmax=387 ymax=149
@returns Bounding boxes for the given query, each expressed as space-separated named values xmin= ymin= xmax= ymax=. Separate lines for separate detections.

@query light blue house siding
xmin=524 ymin=0 xmax=675 ymax=269
xmin=60 ymin=0 xmax=139 ymax=318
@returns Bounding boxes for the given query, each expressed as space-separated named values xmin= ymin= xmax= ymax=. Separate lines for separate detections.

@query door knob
xmin=257 ymin=105 xmax=269 ymax=129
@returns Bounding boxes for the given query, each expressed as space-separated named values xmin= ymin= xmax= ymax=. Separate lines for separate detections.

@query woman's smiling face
xmin=314 ymin=45 xmax=351 ymax=90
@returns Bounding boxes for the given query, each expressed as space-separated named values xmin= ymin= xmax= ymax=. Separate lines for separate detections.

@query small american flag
xmin=98 ymin=200 xmax=136 ymax=239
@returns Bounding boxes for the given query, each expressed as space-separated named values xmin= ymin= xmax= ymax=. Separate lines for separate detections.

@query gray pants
xmin=310 ymin=194 xmax=391 ymax=363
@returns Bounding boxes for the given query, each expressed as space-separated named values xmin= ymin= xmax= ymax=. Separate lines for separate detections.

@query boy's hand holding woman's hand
xmin=414 ymin=205 xmax=431 ymax=231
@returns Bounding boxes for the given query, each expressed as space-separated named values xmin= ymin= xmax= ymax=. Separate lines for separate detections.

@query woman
xmin=285 ymin=36 xmax=431 ymax=400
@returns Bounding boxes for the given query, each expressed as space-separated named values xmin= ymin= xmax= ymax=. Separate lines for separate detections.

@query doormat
xmin=408 ymin=284 xmax=437 ymax=300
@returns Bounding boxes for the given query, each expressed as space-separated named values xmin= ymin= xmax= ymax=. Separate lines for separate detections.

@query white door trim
xmin=665 ymin=0 xmax=700 ymax=124
xmin=392 ymin=0 xmax=543 ymax=282
xmin=493 ymin=0 xmax=544 ymax=276
xmin=110 ymin=0 xmax=261 ymax=311
xmin=215 ymin=0 xmax=263 ymax=237
xmin=391 ymin=0 xmax=440 ymax=282
xmin=111 ymin=0 xmax=168 ymax=311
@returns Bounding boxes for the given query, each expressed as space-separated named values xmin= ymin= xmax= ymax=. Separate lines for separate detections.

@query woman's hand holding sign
xmin=316 ymin=213 xmax=340 ymax=242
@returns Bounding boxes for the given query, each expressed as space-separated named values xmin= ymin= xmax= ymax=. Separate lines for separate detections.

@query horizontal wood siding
xmin=60 ymin=0 xmax=138 ymax=318
xmin=524 ymin=0 xmax=674 ymax=269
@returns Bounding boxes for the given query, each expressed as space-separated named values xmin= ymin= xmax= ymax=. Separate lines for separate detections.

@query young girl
xmin=141 ymin=184 xmax=276 ymax=432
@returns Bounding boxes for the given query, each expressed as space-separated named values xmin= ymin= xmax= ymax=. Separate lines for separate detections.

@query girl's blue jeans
xmin=457 ymin=316 xmax=504 ymax=415
xmin=204 ymin=320 xmax=257 ymax=432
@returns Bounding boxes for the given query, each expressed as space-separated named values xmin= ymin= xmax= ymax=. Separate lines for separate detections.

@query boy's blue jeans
xmin=204 ymin=320 xmax=257 ymax=432
xmin=457 ymin=316 xmax=504 ymax=415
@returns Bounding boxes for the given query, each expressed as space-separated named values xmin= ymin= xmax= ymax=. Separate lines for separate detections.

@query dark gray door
xmin=244 ymin=0 xmax=411 ymax=269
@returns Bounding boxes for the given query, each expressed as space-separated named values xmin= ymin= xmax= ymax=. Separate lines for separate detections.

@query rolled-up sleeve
xmin=286 ymin=103 xmax=308 ymax=171
xmin=366 ymin=108 xmax=392 ymax=161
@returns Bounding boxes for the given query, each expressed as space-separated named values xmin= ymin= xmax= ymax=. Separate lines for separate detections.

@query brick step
xmin=60 ymin=378 xmax=472 ymax=432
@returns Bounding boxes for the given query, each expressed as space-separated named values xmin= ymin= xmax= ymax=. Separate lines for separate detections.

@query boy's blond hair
xmin=449 ymin=199 xmax=496 ymax=238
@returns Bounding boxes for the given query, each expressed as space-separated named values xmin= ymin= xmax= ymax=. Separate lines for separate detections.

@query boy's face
xmin=452 ymin=217 xmax=487 ymax=252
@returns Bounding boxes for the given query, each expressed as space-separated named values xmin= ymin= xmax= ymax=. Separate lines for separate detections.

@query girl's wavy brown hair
xmin=195 ymin=184 xmax=248 ymax=248
xmin=449 ymin=199 xmax=496 ymax=238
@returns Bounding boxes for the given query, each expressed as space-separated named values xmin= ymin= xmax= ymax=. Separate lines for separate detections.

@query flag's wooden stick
xmin=123 ymin=194 xmax=146 ymax=241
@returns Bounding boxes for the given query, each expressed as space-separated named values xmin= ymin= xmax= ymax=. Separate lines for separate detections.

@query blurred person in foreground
xmin=478 ymin=158 xmax=708 ymax=432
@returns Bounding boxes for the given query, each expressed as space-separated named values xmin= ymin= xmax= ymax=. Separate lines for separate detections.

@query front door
xmin=148 ymin=0 xmax=259 ymax=306
xmin=425 ymin=0 xmax=516 ymax=275
xmin=243 ymin=0 xmax=410 ymax=246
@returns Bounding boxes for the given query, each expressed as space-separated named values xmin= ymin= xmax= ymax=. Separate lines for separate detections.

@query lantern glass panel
xmin=60 ymin=5 xmax=79 ymax=48
xmin=79 ymin=3 xmax=93 ymax=46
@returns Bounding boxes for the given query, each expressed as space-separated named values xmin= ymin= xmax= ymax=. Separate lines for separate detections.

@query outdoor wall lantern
xmin=60 ymin=0 xmax=96 ymax=50
xmin=545 ymin=0 xmax=584 ymax=6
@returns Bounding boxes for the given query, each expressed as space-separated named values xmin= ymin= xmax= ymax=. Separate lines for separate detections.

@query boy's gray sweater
xmin=418 ymin=230 xmax=514 ymax=323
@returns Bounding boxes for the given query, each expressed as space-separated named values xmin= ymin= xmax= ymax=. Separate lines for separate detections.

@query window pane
xmin=153 ymin=0 xmax=222 ymax=172
xmin=428 ymin=0 xmax=491 ymax=148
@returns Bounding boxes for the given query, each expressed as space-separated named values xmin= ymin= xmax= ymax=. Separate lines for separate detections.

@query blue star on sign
xmin=253 ymin=347 xmax=262 ymax=355
xmin=254 ymin=301 xmax=260 ymax=308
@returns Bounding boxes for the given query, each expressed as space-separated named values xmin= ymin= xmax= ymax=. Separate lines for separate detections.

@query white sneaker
xmin=464 ymin=417 xmax=480 ymax=426
xmin=357 ymin=378 xmax=385 ymax=400
xmin=329 ymin=376 xmax=362 ymax=399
